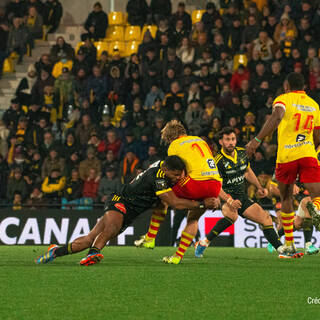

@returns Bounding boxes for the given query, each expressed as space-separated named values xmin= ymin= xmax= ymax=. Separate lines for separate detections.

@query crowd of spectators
xmin=1 ymin=0 xmax=320 ymax=209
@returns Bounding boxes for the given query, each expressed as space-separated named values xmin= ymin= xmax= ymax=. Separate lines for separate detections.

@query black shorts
xmin=229 ymin=193 xmax=254 ymax=218
xmin=104 ymin=194 xmax=141 ymax=234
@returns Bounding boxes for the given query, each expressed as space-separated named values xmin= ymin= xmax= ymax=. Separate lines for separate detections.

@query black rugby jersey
xmin=215 ymin=147 xmax=250 ymax=196
xmin=120 ymin=160 xmax=172 ymax=214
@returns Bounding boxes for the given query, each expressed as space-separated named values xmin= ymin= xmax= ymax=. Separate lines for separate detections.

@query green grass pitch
xmin=0 ymin=246 xmax=319 ymax=320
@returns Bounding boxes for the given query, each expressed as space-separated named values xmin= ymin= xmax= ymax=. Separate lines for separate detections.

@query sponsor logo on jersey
xmin=284 ymin=141 xmax=312 ymax=149
xmin=296 ymin=134 xmax=306 ymax=142
xmin=201 ymin=171 xmax=219 ymax=176
xmin=293 ymin=104 xmax=315 ymax=112
xmin=207 ymin=158 xmax=216 ymax=169
xmin=224 ymin=162 xmax=230 ymax=169
xmin=156 ymin=179 xmax=167 ymax=189
xmin=115 ymin=203 xmax=127 ymax=214
xmin=226 ymin=176 xmax=245 ymax=184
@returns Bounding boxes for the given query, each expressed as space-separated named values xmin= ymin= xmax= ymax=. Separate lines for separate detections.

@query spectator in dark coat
xmin=86 ymin=65 xmax=108 ymax=106
xmin=171 ymin=2 xmax=191 ymax=32
xmin=84 ymin=2 xmax=108 ymax=41
xmin=26 ymin=6 xmax=43 ymax=43
xmin=98 ymin=166 xmax=122 ymax=203
xmin=72 ymin=49 xmax=90 ymax=76
xmin=6 ymin=0 xmax=27 ymax=20
xmin=7 ymin=16 xmax=29 ymax=64
xmin=126 ymin=0 xmax=149 ymax=27
xmin=150 ymin=0 xmax=172 ymax=24
xmin=7 ymin=167 xmax=28 ymax=201
xmin=201 ymin=2 xmax=221 ymax=41
xmin=43 ymin=0 xmax=63 ymax=33
xmin=79 ymin=33 xmax=97 ymax=69
xmin=50 ymin=36 xmax=74 ymax=63
xmin=31 ymin=68 xmax=55 ymax=102
xmin=61 ymin=168 xmax=83 ymax=208
xmin=2 ymin=98 xmax=25 ymax=130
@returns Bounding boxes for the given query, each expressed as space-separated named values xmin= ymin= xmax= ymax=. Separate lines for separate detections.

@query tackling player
xmin=135 ymin=120 xmax=241 ymax=264
xmin=246 ymin=72 xmax=320 ymax=256
xmin=35 ymin=156 xmax=219 ymax=266
xmin=195 ymin=127 xmax=289 ymax=258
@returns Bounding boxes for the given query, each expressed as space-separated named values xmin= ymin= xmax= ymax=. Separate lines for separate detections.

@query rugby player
xmin=246 ymin=72 xmax=320 ymax=256
xmin=35 ymin=156 xmax=219 ymax=266
xmin=135 ymin=120 xmax=241 ymax=264
xmin=267 ymin=179 xmax=319 ymax=255
xmin=195 ymin=127 xmax=290 ymax=258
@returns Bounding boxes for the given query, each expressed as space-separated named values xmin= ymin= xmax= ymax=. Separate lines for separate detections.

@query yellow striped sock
xmin=312 ymin=197 xmax=320 ymax=210
xmin=145 ymin=209 xmax=167 ymax=241
xmin=280 ymin=212 xmax=295 ymax=246
xmin=175 ymin=231 xmax=194 ymax=259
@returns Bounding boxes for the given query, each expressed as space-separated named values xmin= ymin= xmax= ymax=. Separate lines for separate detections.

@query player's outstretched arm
xmin=246 ymin=106 xmax=285 ymax=158
xmin=159 ymin=190 xmax=219 ymax=210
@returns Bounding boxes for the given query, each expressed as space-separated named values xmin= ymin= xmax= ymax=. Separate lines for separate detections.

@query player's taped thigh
xmin=296 ymin=202 xmax=306 ymax=218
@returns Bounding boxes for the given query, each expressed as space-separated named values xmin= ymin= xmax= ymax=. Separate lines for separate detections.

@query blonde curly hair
xmin=161 ymin=120 xmax=187 ymax=144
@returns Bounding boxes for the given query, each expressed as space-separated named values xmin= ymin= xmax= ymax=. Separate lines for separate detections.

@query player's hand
xmin=227 ymin=199 xmax=242 ymax=210
xmin=293 ymin=184 xmax=300 ymax=196
xmin=256 ymin=187 xmax=268 ymax=198
xmin=246 ymin=138 xmax=260 ymax=158
xmin=204 ymin=197 xmax=220 ymax=209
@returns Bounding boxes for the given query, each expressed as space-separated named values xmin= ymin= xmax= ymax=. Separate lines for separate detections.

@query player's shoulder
xmin=214 ymin=151 xmax=224 ymax=164
xmin=236 ymin=146 xmax=246 ymax=154
xmin=145 ymin=160 xmax=163 ymax=176
xmin=274 ymin=92 xmax=287 ymax=101
xmin=273 ymin=93 xmax=289 ymax=106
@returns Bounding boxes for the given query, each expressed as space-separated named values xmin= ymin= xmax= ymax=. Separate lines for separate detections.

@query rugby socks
xmin=262 ymin=225 xmax=282 ymax=249
xmin=88 ymin=246 xmax=101 ymax=255
xmin=303 ymin=218 xmax=313 ymax=243
xmin=206 ymin=217 xmax=234 ymax=242
xmin=277 ymin=228 xmax=285 ymax=237
xmin=145 ymin=209 xmax=167 ymax=242
xmin=175 ymin=231 xmax=193 ymax=259
xmin=54 ymin=243 xmax=73 ymax=257
xmin=312 ymin=197 xmax=320 ymax=210
xmin=280 ymin=212 xmax=295 ymax=246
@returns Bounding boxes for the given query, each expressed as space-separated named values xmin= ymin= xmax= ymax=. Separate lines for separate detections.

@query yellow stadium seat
xmin=109 ymin=12 xmax=124 ymax=26
xmin=125 ymin=26 xmax=141 ymax=41
xmin=108 ymin=41 xmax=125 ymax=57
xmin=192 ymin=10 xmax=205 ymax=24
xmin=233 ymin=54 xmax=248 ymax=70
xmin=75 ymin=41 xmax=84 ymax=54
xmin=125 ymin=41 xmax=141 ymax=57
xmin=141 ymin=25 xmax=158 ymax=40
xmin=3 ymin=57 xmax=14 ymax=73
xmin=123 ymin=12 xmax=128 ymax=25
xmin=94 ymin=41 xmax=109 ymax=60
xmin=105 ymin=26 xmax=124 ymax=41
